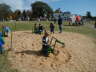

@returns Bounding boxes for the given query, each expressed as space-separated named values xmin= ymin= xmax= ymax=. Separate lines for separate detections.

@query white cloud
xmin=0 ymin=0 xmax=61 ymax=11
xmin=0 ymin=0 xmax=23 ymax=11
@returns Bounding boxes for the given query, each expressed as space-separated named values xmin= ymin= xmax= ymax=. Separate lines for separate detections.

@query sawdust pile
xmin=4 ymin=31 xmax=96 ymax=72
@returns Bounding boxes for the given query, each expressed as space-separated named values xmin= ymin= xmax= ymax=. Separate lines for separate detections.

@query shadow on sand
xmin=15 ymin=50 xmax=42 ymax=56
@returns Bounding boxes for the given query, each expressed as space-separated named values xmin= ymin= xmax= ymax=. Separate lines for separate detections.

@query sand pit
xmin=4 ymin=31 xmax=96 ymax=72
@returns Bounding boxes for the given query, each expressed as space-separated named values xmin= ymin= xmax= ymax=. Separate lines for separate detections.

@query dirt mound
xmin=4 ymin=31 xmax=96 ymax=72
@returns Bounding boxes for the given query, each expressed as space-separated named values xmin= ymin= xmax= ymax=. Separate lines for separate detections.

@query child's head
xmin=50 ymin=23 xmax=53 ymax=25
xmin=44 ymin=31 xmax=49 ymax=37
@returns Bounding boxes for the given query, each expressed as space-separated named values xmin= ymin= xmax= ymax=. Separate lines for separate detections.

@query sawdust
xmin=4 ymin=31 xmax=96 ymax=72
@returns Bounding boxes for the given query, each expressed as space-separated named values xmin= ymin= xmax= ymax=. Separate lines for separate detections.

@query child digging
xmin=41 ymin=31 xmax=54 ymax=57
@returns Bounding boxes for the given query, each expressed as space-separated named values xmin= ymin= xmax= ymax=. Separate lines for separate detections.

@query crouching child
xmin=41 ymin=32 xmax=53 ymax=57
xmin=2 ymin=26 xmax=11 ymax=37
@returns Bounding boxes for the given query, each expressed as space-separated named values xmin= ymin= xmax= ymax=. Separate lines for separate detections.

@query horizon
xmin=0 ymin=0 xmax=96 ymax=16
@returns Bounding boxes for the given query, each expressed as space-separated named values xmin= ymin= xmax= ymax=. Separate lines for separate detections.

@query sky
xmin=0 ymin=0 xmax=96 ymax=16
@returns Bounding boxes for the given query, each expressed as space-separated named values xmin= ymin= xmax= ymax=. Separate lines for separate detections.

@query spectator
xmin=58 ymin=15 xmax=63 ymax=33
xmin=50 ymin=23 xmax=55 ymax=34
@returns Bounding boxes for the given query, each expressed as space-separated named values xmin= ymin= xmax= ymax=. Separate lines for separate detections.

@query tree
xmin=0 ymin=3 xmax=12 ymax=21
xmin=13 ymin=9 xmax=21 ymax=20
xmin=86 ymin=11 xmax=92 ymax=19
xmin=26 ymin=10 xmax=32 ymax=20
xmin=54 ymin=8 xmax=62 ymax=13
xmin=31 ymin=1 xmax=53 ymax=18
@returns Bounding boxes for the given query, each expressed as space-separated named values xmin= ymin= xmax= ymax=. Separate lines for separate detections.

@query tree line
xmin=0 ymin=1 xmax=53 ymax=21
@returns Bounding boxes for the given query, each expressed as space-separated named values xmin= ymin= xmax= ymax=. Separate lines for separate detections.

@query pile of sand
xmin=4 ymin=31 xmax=96 ymax=72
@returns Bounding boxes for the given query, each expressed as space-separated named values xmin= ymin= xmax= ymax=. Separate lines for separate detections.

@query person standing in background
xmin=50 ymin=23 xmax=55 ymax=34
xmin=58 ymin=15 xmax=63 ymax=33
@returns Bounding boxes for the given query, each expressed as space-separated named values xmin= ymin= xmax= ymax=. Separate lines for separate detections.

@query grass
xmin=1 ymin=21 xmax=96 ymax=38
xmin=64 ymin=26 xmax=96 ymax=38
xmin=0 ymin=21 xmax=96 ymax=72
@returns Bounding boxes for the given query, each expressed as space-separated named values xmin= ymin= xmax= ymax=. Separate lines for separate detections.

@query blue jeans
xmin=59 ymin=25 xmax=62 ymax=33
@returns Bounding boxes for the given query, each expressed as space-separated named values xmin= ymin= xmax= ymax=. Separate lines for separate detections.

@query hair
xmin=50 ymin=23 xmax=53 ymax=24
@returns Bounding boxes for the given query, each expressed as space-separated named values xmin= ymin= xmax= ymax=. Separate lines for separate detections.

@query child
xmin=5 ymin=26 xmax=11 ymax=37
xmin=0 ymin=36 xmax=5 ymax=54
xmin=38 ymin=24 xmax=44 ymax=34
xmin=2 ymin=26 xmax=11 ymax=37
xmin=50 ymin=23 xmax=55 ymax=34
xmin=41 ymin=31 xmax=53 ymax=57
xmin=42 ymin=32 xmax=49 ymax=56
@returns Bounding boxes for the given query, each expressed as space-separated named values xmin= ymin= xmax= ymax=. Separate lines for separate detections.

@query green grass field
xmin=0 ymin=21 xmax=96 ymax=72
xmin=0 ymin=21 xmax=96 ymax=38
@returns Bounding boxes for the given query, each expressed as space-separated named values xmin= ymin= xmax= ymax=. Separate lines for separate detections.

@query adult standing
xmin=58 ymin=15 xmax=63 ymax=33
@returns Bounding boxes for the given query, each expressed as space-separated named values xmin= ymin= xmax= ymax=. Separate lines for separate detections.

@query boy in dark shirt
xmin=50 ymin=23 xmax=55 ymax=34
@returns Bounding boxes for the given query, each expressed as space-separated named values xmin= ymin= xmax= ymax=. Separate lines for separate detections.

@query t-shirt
xmin=42 ymin=36 xmax=49 ymax=46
